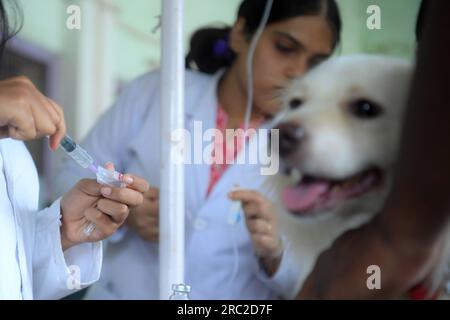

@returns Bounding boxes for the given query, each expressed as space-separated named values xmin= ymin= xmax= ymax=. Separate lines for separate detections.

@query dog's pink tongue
xmin=282 ymin=183 xmax=329 ymax=212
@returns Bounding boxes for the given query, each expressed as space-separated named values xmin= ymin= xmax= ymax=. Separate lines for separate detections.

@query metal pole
xmin=159 ymin=0 xmax=185 ymax=300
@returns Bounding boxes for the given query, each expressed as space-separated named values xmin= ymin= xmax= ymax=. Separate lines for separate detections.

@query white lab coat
xmin=54 ymin=69 xmax=301 ymax=300
xmin=0 ymin=138 xmax=102 ymax=300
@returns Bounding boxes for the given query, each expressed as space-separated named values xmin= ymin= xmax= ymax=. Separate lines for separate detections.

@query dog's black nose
xmin=277 ymin=122 xmax=305 ymax=157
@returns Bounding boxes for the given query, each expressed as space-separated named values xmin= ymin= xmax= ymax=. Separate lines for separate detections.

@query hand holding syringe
xmin=59 ymin=135 xmax=128 ymax=235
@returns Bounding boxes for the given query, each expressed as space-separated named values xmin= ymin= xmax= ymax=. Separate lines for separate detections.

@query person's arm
xmin=229 ymin=190 xmax=304 ymax=299
xmin=32 ymin=198 xmax=103 ymax=300
xmin=33 ymin=169 xmax=149 ymax=300
xmin=382 ymin=0 xmax=450 ymax=248
xmin=297 ymin=0 xmax=450 ymax=299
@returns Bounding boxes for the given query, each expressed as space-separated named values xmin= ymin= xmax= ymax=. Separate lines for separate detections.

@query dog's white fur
xmin=269 ymin=54 xmax=450 ymax=298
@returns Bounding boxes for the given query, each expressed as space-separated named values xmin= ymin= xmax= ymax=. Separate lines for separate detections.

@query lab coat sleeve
xmin=254 ymin=237 xmax=303 ymax=299
xmin=32 ymin=198 xmax=102 ymax=300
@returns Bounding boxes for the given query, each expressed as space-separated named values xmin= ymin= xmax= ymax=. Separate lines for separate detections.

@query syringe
xmin=59 ymin=135 xmax=126 ymax=188
xmin=59 ymin=135 xmax=97 ymax=174
xmin=58 ymin=135 xmax=127 ymax=236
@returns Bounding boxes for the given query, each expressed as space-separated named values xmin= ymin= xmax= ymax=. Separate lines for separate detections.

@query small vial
xmin=96 ymin=166 xmax=126 ymax=188
xmin=169 ymin=284 xmax=191 ymax=300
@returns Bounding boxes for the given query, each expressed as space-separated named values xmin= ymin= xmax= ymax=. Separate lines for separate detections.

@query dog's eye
xmin=289 ymin=98 xmax=303 ymax=110
xmin=350 ymin=100 xmax=383 ymax=119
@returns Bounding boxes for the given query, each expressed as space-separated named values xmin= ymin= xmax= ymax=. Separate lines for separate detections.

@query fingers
xmin=96 ymin=198 xmax=129 ymax=225
xmin=0 ymin=76 xmax=66 ymax=143
xmin=230 ymin=189 xmax=276 ymax=228
xmin=245 ymin=211 xmax=280 ymax=256
xmin=126 ymin=197 xmax=160 ymax=242
xmin=246 ymin=218 xmax=273 ymax=236
xmin=135 ymin=214 xmax=159 ymax=235
xmin=121 ymin=173 xmax=150 ymax=193
xmin=12 ymin=77 xmax=59 ymax=139
xmin=132 ymin=196 xmax=159 ymax=217
xmin=231 ymin=189 xmax=283 ymax=259
xmin=100 ymin=185 xmax=144 ymax=207
xmin=84 ymin=207 xmax=120 ymax=238
xmin=97 ymin=163 xmax=148 ymax=205
xmin=7 ymin=114 xmax=37 ymax=141
xmin=76 ymin=178 xmax=143 ymax=208
xmin=229 ymin=189 xmax=265 ymax=204
xmin=241 ymin=201 xmax=261 ymax=219
xmin=145 ymin=187 xmax=159 ymax=200
xmin=29 ymin=85 xmax=60 ymax=126
xmin=139 ymin=225 xmax=159 ymax=242
xmin=13 ymin=77 xmax=58 ymax=139
xmin=232 ymin=190 xmax=274 ymax=222
xmin=251 ymin=234 xmax=283 ymax=259
xmin=46 ymin=98 xmax=66 ymax=150
xmin=76 ymin=179 xmax=102 ymax=197
xmin=148 ymin=198 xmax=159 ymax=217
xmin=100 ymin=163 xmax=149 ymax=193
xmin=136 ymin=215 xmax=159 ymax=242
xmin=17 ymin=77 xmax=60 ymax=126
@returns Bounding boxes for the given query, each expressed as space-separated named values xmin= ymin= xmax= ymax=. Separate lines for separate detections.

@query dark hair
xmin=0 ymin=0 xmax=22 ymax=60
xmin=186 ymin=0 xmax=342 ymax=74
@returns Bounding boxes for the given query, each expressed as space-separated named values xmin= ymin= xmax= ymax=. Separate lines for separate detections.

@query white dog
xmin=269 ymin=54 xmax=450 ymax=299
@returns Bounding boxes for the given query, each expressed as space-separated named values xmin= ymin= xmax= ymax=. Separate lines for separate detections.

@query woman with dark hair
xmin=0 ymin=0 xmax=149 ymax=299
xmin=55 ymin=0 xmax=342 ymax=299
